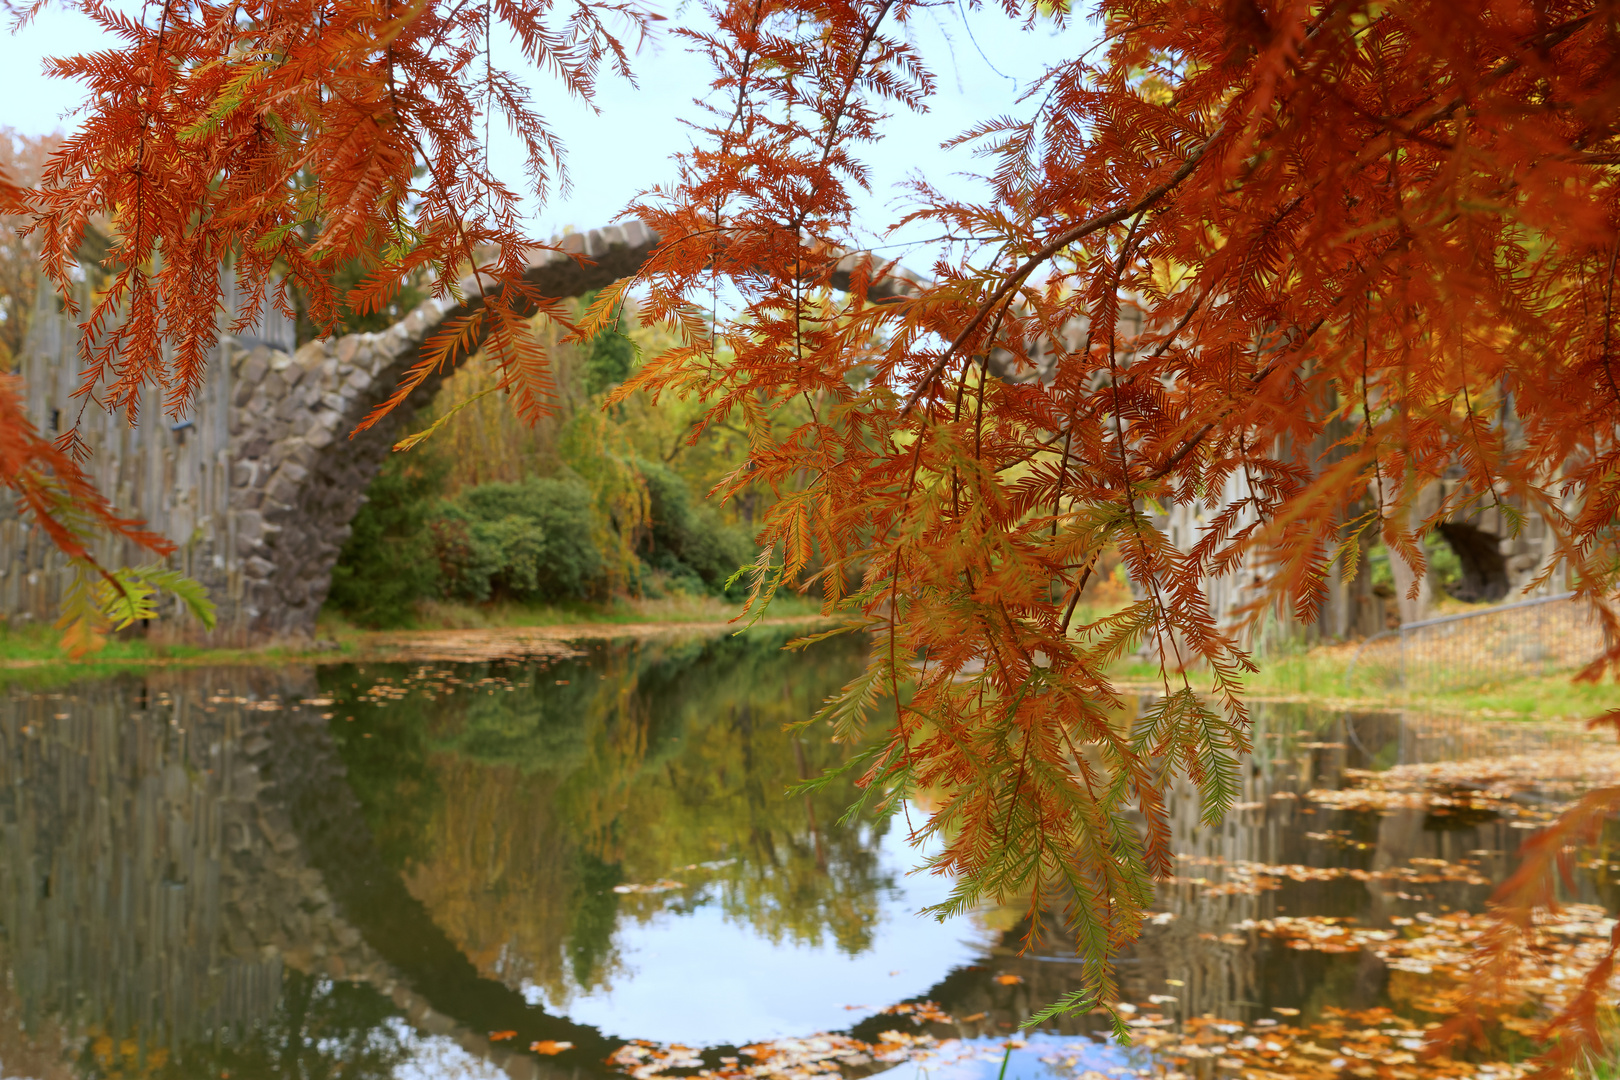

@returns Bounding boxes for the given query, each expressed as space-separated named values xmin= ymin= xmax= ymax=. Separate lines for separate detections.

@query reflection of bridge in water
xmin=859 ymin=702 xmax=1602 ymax=1045
xmin=2 ymin=668 xmax=1603 ymax=1077
xmin=0 ymin=665 xmax=614 ymax=1080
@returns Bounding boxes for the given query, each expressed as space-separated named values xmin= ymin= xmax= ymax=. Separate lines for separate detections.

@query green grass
xmin=0 ymin=592 xmax=832 ymax=688
xmin=20 ymin=590 xmax=1607 ymax=724
xmin=1433 ymin=672 xmax=1620 ymax=721
xmin=0 ymin=619 xmax=347 ymax=691
xmin=0 ymin=620 xmax=257 ymax=666
xmin=1112 ymin=644 xmax=1620 ymax=722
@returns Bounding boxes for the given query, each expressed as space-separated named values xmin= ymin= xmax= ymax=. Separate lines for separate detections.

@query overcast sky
xmin=1 ymin=1 xmax=1094 ymax=266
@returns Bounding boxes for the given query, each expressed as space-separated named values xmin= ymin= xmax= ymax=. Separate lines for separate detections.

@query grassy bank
xmin=10 ymin=598 xmax=1614 ymax=724
xmin=324 ymin=592 xmax=826 ymax=634
xmin=1115 ymin=642 xmax=1620 ymax=723
xmin=0 ymin=593 xmax=831 ymax=683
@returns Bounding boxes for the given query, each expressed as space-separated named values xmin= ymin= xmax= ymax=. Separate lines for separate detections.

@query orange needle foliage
xmin=10 ymin=0 xmax=1620 ymax=1064
xmin=24 ymin=0 xmax=650 ymax=444
xmin=5 ymin=0 xmax=647 ymax=641
xmin=2 ymin=167 xmax=195 ymax=653
xmin=591 ymin=0 xmax=1620 ymax=1041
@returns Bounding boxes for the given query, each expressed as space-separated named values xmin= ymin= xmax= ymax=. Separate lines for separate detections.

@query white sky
xmin=1 ymin=1 xmax=1094 ymax=268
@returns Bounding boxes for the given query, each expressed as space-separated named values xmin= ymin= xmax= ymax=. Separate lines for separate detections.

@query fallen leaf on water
xmin=489 ymin=1030 xmax=517 ymax=1041
xmin=608 ymin=1003 xmax=1541 ymax=1080
xmin=1273 ymin=1007 xmax=1300 ymax=1016
xmin=994 ymin=974 xmax=1024 ymax=985
xmin=1166 ymin=852 xmax=1491 ymax=896
xmin=884 ymin=1001 xmax=953 ymax=1023
xmin=531 ymin=1041 xmax=574 ymax=1055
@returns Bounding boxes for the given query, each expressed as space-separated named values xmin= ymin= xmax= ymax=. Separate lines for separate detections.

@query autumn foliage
xmin=7 ymin=0 xmax=1620 ymax=1069
xmin=597 ymin=0 xmax=1620 ymax=1049
xmin=19 ymin=0 xmax=649 ymax=441
xmin=2 ymin=169 xmax=213 ymax=652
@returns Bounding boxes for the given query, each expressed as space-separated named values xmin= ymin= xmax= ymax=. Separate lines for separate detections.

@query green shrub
xmin=327 ymin=450 xmax=448 ymax=627
xmin=636 ymin=459 xmax=755 ymax=598
xmin=1365 ymin=533 xmax=1470 ymax=599
xmin=433 ymin=476 xmax=604 ymax=602
xmin=585 ymin=328 xmax=635 ymax=397
xmin=1424 ymin=529 xmax=1466 ymax=594
xmin=333 ymin=449 xmax=753 ymax=617
xmin=577 ymin=289 xmax=638 ymax=398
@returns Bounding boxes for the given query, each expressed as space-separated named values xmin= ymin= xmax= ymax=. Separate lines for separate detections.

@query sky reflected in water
xmin=540 ymin=815 xmax=992 ymax=1044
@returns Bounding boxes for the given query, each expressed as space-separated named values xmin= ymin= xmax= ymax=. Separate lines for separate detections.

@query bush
xmin=585 ymin=327 xmax=635 ymax=397
xmin=332 ymin=449 xmax=754 ymax=618
xmin=327 ymin=450 xmax=448 ymax=627
xmin=636 ymin=459 xmax=755 ymax=597
xmin=433 ymin=476 xmax=604 ymax=602
xmin=577 ymin=289 xmax=637 ymax=398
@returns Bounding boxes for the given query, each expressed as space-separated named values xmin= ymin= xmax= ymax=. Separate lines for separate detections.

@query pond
xmin=1 ymin=626 xmax=1615 ymax=1080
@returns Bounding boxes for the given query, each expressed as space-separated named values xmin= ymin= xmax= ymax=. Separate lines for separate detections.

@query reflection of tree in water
xmin=87 ymin=973 xmax=414 ymax=1080
xmin=568 ymin=850 xmax=624 ymax=989
xmin=918 ymin=704 xmax=1543 ymax=1035
xmin=639 ymin=700 xmax=889 ymax=956
xmin=320 ymin=628 xmax=887 ymax=1006
xmin=952 ymin=704 xmax=1618 ymax=1038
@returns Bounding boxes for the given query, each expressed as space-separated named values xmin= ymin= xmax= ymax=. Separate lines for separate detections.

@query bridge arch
xmin=1 ymin=221 xmax=932 ymax=640
xmin=3 ymin=223 xmax=659 ymax=640
xmin=222 ymin=221 xmax=663 ymax=638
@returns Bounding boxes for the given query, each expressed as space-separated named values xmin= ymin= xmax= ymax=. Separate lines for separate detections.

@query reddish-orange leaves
xmin=0 ymin=371 xmax=172 ymax=567
xmin=1432 ymin=785 xmax=1620 ymax=1078
xmin=16 ymin=0 xmax=1620 ymax=1042
xmin=614 ymin=0 xmax=1620 ymax=1019
xmin=28 ymin=0 xmax=652 ymax=437
xmin=529 ymin=1040 xmax=574 ymax=1055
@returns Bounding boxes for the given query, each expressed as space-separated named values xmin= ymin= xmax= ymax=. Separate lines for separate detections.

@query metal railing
xmin=1344 ymin=592 xmax=1609 ymax=695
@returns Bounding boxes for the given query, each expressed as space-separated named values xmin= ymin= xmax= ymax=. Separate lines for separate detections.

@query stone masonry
xmin=0 ymin=218 xmax=934 ymax=641
xmin=225 ymin=221 xmax=666 ymax=639
xmin=212 ymin=220 xmax=938 ymax=639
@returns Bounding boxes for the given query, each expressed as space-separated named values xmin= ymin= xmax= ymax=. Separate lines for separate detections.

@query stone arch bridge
xmin=1 ymin=221 xmax=929 ymax=641
xmin=0 ymin=221 xmax=1555 ymax=641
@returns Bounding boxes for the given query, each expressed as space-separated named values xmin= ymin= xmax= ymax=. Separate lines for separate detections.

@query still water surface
xmin=0 ymin=627 xmax=1610 ymax=1080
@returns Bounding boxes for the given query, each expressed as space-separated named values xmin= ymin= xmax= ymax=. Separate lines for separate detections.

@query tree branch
xmin=901 ymin=125 xmax=1226 ymax=417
